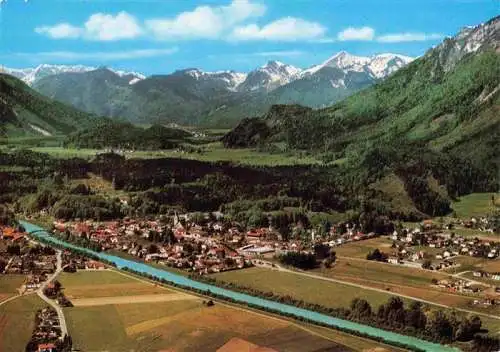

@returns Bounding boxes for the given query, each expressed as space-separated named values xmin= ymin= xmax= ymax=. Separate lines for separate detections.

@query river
xmin=20 ymin=220 xmax=459 ymax=352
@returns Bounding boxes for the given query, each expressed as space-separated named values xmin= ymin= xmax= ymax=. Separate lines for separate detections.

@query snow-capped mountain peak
xmin=301 ymin=51 xmax=414 ymax=78
xmin=175 ymin=68 xmax=247 ymax=91
xmin=22 ymin=64 xmax=96 ymax=85
xmin=367 ymin=53 xmax=414 ymax=78
xmin=237 ymin=60 xmax=302 ymax=92
xmin=1 ymin=64 xmax=146 ymax=85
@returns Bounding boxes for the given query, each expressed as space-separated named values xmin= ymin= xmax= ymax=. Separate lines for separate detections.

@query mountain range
xmin=1 ymin=52 xmax=413 ymax=126
xmin=1 ymin=64 xmax=145 ymax=86
xmin=224 ymin=16 xmax=499 ymax=164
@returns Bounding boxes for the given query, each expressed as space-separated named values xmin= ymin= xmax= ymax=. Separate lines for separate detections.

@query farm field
xmin=62 ymin=270 xmax=362 ymax=351
xmin=333 ymin=237 xmax=395 ymax=258
xmin=59 ymin=270 xmax=169 ymax=299
xmin=0 ymin=275 xmax=25 ymax=301
xmin=319 ymin=258 xmax=447 ymax=289
xmin=29 ymin=143 xmax=324 ymax=166
xmin=444 ymin=256 xmax=491 ymax=273
xmin=66 ymin=300 xmax=353 ymax=352
xmin=318 ymin=259 xmax=500 ymax=316
xmin=214 ymin=265 xmax=500 ymax=325
xmin=213 ymin=267 xmax=395 ymax=309
xmin=0 ymin=294 xmax=45 ymax=352
xmin=480 ymin=260 xmax=500 ymax=273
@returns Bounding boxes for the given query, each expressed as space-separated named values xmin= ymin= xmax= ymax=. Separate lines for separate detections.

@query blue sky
xmin=0 ymin=0 xmax=498 ymax=74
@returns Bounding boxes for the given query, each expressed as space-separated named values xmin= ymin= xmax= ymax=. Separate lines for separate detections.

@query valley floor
xmin=59 ymin=270 xmax=399 ymax=352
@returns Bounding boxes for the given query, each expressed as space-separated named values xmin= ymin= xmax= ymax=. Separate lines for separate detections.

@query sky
xmin=0 ymin=0 xmax=498 ymax=75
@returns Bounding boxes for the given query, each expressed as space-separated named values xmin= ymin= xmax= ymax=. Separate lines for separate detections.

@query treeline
xmin=52 ymin=230 xmax=104 ymax=252
xmin=278 ymin=252 xmax=318 ymax=269
xmin=31 ymin=233 xmax=117 ymax=267
xmin=64 ymin=120 xmax=191 ymax=149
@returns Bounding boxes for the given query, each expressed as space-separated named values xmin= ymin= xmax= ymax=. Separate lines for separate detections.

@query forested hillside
xmin=0 ymin=73 xmax=97 ymax=137
xmin=64 ymin=121 xmax=191 ymax=149
xmin=223 ymin=17 xmax=500 ymax=218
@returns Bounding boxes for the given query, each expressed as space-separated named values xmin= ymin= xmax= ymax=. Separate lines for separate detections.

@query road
xmin=37 ymin=249 xmax=68 ymax=338
xmin=253 ymin=260 xmax=500 ymax=321
xmin=0 ymin=292 xmax=35 ymax=307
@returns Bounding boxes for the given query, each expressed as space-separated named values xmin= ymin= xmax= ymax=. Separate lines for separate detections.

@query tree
xmin=7 ymin=244 xmax=21 ymax=256
xmin=426 ymin=310 xmax=454 ymax=342
xmin=422 ymin=259 xmax=432 ymax=269
xmin=322 ymin=251 xmax=337 ymax=268
xmin=406 ymin=301 xmax=427 ymax=330
xmin=366 ymin=248 xmax=388 ymax=262
xmin=147 ymin=244 xmax=159 ymax=254
xmin=278 ymin=252 xmax=317 ymax=270
xmin=349 ymin=298 xmax=372 ymax=321
xmin=313 ymin=243 xmax=331 ymax=260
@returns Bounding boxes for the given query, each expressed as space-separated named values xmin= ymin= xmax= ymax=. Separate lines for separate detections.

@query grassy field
xmin=451 ymin=193 xmax=499 ymax=218
xmin=480 ymin=260 xmax=500 ymax=273
xmin=59 ymin=270 xmax=169 ymax=299
xmin=65 ymin=300 xmax=355 ymax=352
xmin=0 ymin=295 xmax=46 ymax=352
xmin=69 ymin=173 xmax=128 ymax=198
xmin=321 ymin=258 xmax=447 ymax=288
xmin=317 ymin=259 xmax=500 ymax=315
xmin=0 ymin=275 xmax=25 ymax=301
xmin=29 ymin=142 xmax=324 ymax=166
xmin=213 ymin=267 xmax=395 ymax=309
xmin=63 ymin=271 xmax=364 ymax=352
xmin=214 ymin=265 xmax=500 ymax=320
xmin=60 ymin=269 xmax=402 ymax=351
xmin=334 ymin=237 xmax=395 ymax=258
xmin=444 ymin=256 xmax=491 ymax=273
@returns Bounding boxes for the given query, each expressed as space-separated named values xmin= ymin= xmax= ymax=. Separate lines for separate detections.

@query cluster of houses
xmin=472 ymin=298 xmax=500 ymax=307
xmin=60 ymin=251 xmax=103 ymax=272
xmin=0 ymin=226 xmax=58 ymax=293
xmin=461 ymin=216 xmax=498 ymax=233
xmin=26 ymin=307 xmax=62 ymax=352
xmin=386 ymin=225 xmax=500 ymax=269
xmin=473 ymin=270 xmax=500 ymax=281
xmin=433 ymin=278 xmax=483 ymax=294
xmin=52 ymin=217 xmax=256 ymax=274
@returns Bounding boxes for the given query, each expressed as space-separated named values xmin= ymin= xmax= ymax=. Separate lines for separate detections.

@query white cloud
xmin=35 ymin=11 xmax=142 ymax=41
xmin=230 ymin=17 xmax=326 ymax=41
xmin=377 ymin=32 xmax=443 ymax=42
xmin=337 ymin=26 xmax=375 ymax=41
xmin=84 ymin=12 xmax=142 ymax=41
xmin=35 ymin=23 xmax=82 ymax=39
xmin=335 ymin=26 xmax=443 ymax=43
xmin=11 ymin=48 xmax=178 ymax=61
xmin=146 ymin=0 xmax=266 ymax=40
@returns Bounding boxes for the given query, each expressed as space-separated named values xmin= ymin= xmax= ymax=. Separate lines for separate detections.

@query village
xmin=25 ymin=307 xmax=67 ymax=352
xmin=0 ymin=225 xmax=58 ymax=293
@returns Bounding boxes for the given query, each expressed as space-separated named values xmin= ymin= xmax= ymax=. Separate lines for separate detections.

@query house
xmin=38 ymin=343 xmax=56 ymax=352
xmin=86 ymin=261 xmax=105 ymax=270
xmin=388 ymin=257 xmax=399 ymax=264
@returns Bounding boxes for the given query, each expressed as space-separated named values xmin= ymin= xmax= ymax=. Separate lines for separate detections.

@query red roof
xmin=38 ymin=343 xmax=56 ymax=351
